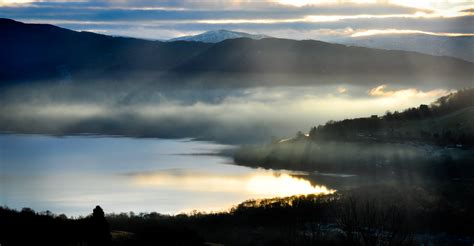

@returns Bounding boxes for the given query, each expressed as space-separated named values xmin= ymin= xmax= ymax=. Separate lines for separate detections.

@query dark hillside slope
xmin=1 ymin=18 xmax=472 ymax=85
xmin=176 ymin=38 xmax=473 ymax=77
xmin=0 ymin=18 xmax=212 ymax=82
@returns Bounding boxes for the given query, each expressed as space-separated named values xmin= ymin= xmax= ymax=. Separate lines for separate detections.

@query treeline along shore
xmin=234 ymin=88 xmax=474 ymax=178
xmin=2 ymin=184 xmax=474 ymax=245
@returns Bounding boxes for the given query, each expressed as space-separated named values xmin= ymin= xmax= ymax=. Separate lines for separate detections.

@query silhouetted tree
xmin=88 ymin=205 xmax=111 ymax=246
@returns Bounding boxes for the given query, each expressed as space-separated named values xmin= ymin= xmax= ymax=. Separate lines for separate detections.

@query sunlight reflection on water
xmin=0 ymin=134 xmax=334 ymax=216
xmin=133 ymin=170 xmax=335 ymax=197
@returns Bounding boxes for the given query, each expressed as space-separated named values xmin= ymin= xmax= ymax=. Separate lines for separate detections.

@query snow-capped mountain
xmin=168 ymin=30 xmax=270 ymax=43
xmin=336 ymin=34 xmax=474 ymax=62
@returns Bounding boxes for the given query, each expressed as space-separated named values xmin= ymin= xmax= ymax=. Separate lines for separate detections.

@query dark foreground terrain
xmin=1 ymin=184 xmax=474 ymax=246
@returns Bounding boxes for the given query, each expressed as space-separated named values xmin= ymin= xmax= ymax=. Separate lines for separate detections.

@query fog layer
xmin=0 ymin=81 xmax=450 ymax=144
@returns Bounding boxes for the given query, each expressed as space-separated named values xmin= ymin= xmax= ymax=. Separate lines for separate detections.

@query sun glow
xmin=369 ymin=84 xmax=452 ymax=98
xmin=133 ymin=170 xmax=335 ymax=198
xmin=0 ymin=0 xmax=87 ymax=6
xmin=1 ymin=0 xmax=32 ymax=3
xmin=0 ymin=0 xmax=33 ymax=6
xmin=247 ymin=173 xmax=335 ymax=197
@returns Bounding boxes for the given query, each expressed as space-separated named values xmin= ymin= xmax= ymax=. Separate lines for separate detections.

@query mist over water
xmin=0 ymin=78 xmax=459 ymax=216
xmin=0 ymin=80 xmax=450 ymax=144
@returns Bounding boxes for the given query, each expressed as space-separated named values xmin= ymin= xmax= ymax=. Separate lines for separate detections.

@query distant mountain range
xmin=337 ymin=34 xmax=474 ymax=63
xmin=169 ymin=30 xmax=474 ymax=63
xmin=0 ymin=18 xmax=472 ymax=86
xmin=168 ymin=30 xmax=270 ymax=43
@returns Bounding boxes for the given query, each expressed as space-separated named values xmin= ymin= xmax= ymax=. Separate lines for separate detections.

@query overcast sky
xmin=1 ymin=0 xmax=473 ymax=40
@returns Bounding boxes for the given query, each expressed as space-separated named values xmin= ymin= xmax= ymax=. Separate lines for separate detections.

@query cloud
xmin=11 ymin=13 xmax=473 ymax=41
xmin=368 ymin=84 xmax=451 ymax=98
xmin=337 ymin=86 xmax=348 ymax=93
xmin=193 ymin=11 xmax=472 ymax=25
xmin=351 ymin=28 xmax=474 ymax=37
xmin=82 ymin=26 xmax=199 ymax=40
xmin=1 ymin=0 xmax=472 ymax=40
xmin=0 ymin=0 xmax=34 ymax=6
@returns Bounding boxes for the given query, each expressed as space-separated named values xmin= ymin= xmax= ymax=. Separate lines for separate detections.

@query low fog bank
xmin=235 ymin=139 xmax=474 ymax=178
xmin=0 ymin=81 xmax=452 ymax=144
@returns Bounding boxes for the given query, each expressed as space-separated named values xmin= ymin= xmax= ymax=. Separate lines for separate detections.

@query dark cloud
xmin=0 ymin=3 xmax=421 ymax=21
xmin=1 ymin=1 xmax=471 ymax=39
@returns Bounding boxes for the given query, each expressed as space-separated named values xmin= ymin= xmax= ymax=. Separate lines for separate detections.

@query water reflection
xmin=133 ymin=170 xmax=335 ymax=197
xmin=247 ymin=173 xmax=335 ymax=196
xmin=0 ymin=134 xmax=333 ymax=216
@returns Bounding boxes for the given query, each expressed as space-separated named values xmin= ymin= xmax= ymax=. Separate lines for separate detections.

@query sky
xmin=0 ymin=0 xmax=473 ymax=40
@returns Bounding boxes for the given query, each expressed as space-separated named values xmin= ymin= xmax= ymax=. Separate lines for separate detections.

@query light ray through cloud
xmin=1 ymin=0 xmax=472 ymax=40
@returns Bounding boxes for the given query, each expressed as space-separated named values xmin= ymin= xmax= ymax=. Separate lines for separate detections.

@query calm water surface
xmin=0 ymin=134 xmax=333 ymax=216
